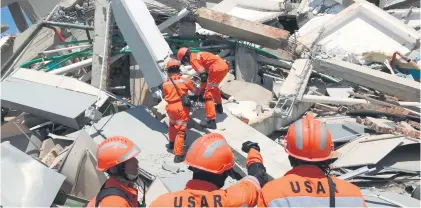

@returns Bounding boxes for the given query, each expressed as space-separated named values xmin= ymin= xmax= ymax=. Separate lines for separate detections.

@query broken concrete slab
xmin=388 ymin=7 xmax=421 ymax=29
xmin=195 ymin=8 xmax=289 ymax=49
xmin=191 ymin=106 xmax=292 ymax=179
xmin=112 ymin=0 xmax=170 ymax=88
xmin=220 ymin=80 xmax=273 ymax=107
xmin=74 ymin=106 xmax=180 ymax=178
xmin=362 ymin=189 xmax=421 ymax=207
xmin=1 ymin=142 xmax=66 ymax=207
xmin=315 ymin=59 xmax=421 ymax=102
xmin=1 ymin=76 xmax=98 ymax=129
xmin=59 ymin=130 xmax=106 ymax=199
xmin=332 ymin=134 xmax=405 ymax=168
xmin=1 ymin=120 xmax=42 ymax=158
xmin=278 ymin=59 xmax=313 ymax=100
xmin=234 ymin=45 xmax=259 ymax=84
xmin=298 ymin=1 xmax=419 ymax=55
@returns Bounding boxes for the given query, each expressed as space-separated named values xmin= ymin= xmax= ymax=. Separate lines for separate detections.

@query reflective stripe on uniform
xmin=268 ymin=196 xmax=365 ymax=207
xmin=118 ymin=145 xmax=141 ymax=162
xmin=169 ymin=119 xmax=187 ymax=126
xmin=162 ymin=79 xmax=186 ymax=87
xmin=242 ymin=176 xmax=261 ymax=191
xmin=197 ymin=53 xmax=201 ymax=60
xmin=206 ymin=83 xmax=219 ymax=87
xmin=97 ymin=141 xmax=127 ymax=156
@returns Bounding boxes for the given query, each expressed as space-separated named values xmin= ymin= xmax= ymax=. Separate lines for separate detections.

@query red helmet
xmin=177 ymin=47 xmax=190 ymax=61
xmin=96 ymin=136 xmax=141 ymax=172
xmin=284 ymin=114 xmax=334 ymax=162
xmin=166 ymin=58 xmax=181 ymax=70
xmin=185 ymin=133 xmax=234 ymax=174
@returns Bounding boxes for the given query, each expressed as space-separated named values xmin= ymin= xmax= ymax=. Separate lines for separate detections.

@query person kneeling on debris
xmin=177 ymin=47 xmax=229 ymax=130
xmin=150 ymin=133 xmax=269 ymax=207
xmin=161 ymin=58 xmax=200 ymax=163
xmin=85 ymin=136 xmax=142 ymax=207
xmin=258 ymin=114 xmax=367 ymax=207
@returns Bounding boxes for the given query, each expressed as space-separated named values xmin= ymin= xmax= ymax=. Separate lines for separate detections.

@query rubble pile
xmin=1 ymin=0 xmax=420 ymax=207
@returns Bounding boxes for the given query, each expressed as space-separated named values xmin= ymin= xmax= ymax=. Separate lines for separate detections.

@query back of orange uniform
xmin=258 ymin=165 xmax=366 ymax=207
xmin=162 ymin=74 xmax=196 ymax=103
xmin=161 ymin=74 xmax=197 ymax=156
xmin=189 ymin=52 xmax=227 ymax=73
xmin=150 ymin=148 xmax=265 ymax=207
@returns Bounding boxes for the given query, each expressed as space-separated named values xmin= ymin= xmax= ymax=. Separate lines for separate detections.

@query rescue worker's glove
xmin=200 ymin=72 xmax=208 ymax=83
xmin=242 ymin=141 xmax=260 ymax=153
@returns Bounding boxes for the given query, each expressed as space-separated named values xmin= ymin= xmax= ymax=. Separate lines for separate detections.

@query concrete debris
xmin=1 ymin=0 xmax=420 ymax=205
xmin=1 ymin=142 xmax=66 ymax=207
xmin=195 ymin=8 xmax=290 ymax=49
xmin=315 ymin=59 xmax=421 ymax=102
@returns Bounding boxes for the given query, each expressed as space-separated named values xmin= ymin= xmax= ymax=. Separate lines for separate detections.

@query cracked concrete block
xmin=220 ymin=80 xmax=273 ymax=107
xmin=195 ymin=8 xmax=289 ymax=49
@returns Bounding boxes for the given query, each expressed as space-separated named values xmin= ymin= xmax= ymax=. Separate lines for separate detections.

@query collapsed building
xmin=0 ymin=0 xmax=420 ymax=207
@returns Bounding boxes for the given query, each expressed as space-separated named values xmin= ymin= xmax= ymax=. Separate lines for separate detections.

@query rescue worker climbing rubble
xmin=161 ymin=58 xmax=199 ymax=163
xmin=258 ymin=114 xmax=367 ymax=207
xmin=149 ymin=132 xmax=269 ymax=207
xmin=177 ymin=47 xmax=229 ymax=129
xmin=86 ymin=136 xmax=142 ymax=207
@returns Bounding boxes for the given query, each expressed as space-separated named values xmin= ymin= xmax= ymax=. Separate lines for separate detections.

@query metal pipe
xmin=1 ymin=22 xmax=44 ymax=79
xmin=158 ymin=8 xmax=190 ymax=31
xmin=301 ymin=95 xmax=369 ymax=105
xmin=42 ymin=45 xmax=92 ymax=55
xmin=43 ymin=21 xmax=94 ymax=30
xmin=49 ymin=58 xmax=93 ymax=75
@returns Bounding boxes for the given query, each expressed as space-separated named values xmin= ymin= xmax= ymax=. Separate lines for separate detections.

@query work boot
xmin=167 ymin=142 xmax=174 ymax=150
xmin=215 ymin=104 xmax=223 ymax=114
xmin=202 ymin=119 xmax=217 ymax=129
xmin=174 ymin=155 xmax=185 ymax=163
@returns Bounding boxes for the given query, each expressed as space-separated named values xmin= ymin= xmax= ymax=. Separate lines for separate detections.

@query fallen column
xmin=315 ymin=59 xmax=421 ymax=102
xmin=195 ymin=8 xmax=289 ymax=49
xmin=112 ymin=0 xmax=171 ymax=88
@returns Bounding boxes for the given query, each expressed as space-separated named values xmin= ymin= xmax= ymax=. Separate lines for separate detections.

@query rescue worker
xmin=258 ymin=114 xmax=367 ymax=207
xmin=161 ymin=58 xmax=198 ymax=163
xmin=86 ymin=136 xmax=141 ymax=207
xmin=177 ymin=48 xmax=229 ymax=129
xmin=150 ymin=132 xmax=268 ymax=207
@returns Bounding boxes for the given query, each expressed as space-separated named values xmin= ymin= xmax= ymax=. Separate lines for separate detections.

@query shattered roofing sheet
xmin=362 ymin=189 xmax=421 ymax=207
xmin=332 ymin=134 xmax=405 ymax=168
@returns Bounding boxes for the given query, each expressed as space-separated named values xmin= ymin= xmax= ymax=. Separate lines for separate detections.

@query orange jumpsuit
xmin=86 ymin=177 xmax=138 ymax=207
xmin=150 ymin=149 xmax=264 ymax=207
xmin=258 ymin=165 xmax=367 ymax=207
xmin=162 ymin=74 xmax=197 ymax=156
xmin=190 ymin=52 xmax=228 ymax=120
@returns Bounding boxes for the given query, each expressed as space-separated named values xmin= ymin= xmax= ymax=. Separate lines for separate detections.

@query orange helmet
xmin=284 ymin=114 xmax=334 ymax=162
xmin=96 ymin=136 xmax=141 ymax=172
xmin=166 ymin=58 xmax=181 ymax=69
xmin=185 ymin=133 xmax=234 ymax=174
xmin=177 ymin=47 xmax=190 ymax=61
